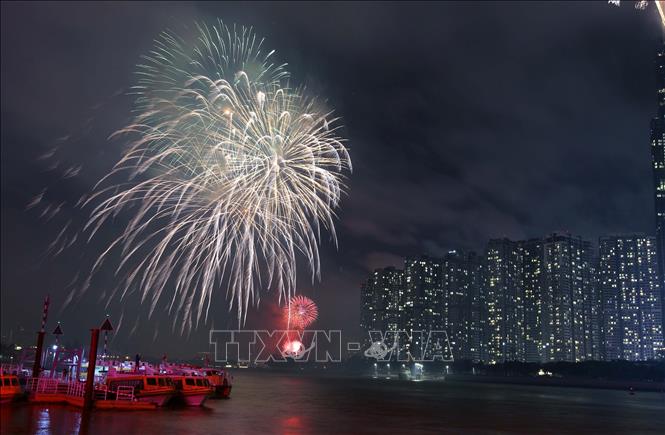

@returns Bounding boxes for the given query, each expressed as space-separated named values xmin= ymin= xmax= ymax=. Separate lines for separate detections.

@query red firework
xmin=283 ymin=295 xmax=318 ymax=329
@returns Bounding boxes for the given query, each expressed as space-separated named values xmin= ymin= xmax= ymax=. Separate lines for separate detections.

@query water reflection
xmin=36 ymin=408 xmax=49 ymax=435
xmin=281 ymin=415 xmax=303 ymax=435
xmin=1 ymin=373 xmax=663 ymax=434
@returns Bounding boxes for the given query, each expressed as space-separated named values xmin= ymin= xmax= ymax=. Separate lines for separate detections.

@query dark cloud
xmin=1 ymin=1 xmax=662 ymax=357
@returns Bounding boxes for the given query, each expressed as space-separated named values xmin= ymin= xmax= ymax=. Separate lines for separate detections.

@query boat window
xmin=203 ymin=379 xmax=209 ymax=386
xmin=11 ymin=378 xmax=19 ymax=385
xmin=185 ymin=378 xmax=195 ymax=386
xmin=146 ymin=378 xmax=157 ymax=386
xmin=158 ymin=378 xmax=165 ymax=387
xmin=3 ymin=379 xmax=9 ymax=386
xmin=165 ymin=378 xmax=173 ymax=386
xmin=195 ymin=379 xmax=204 ymax=386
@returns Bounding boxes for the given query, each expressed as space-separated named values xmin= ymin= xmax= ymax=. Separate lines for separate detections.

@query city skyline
xmin=360 ymin=231 xmax=663 ymax=363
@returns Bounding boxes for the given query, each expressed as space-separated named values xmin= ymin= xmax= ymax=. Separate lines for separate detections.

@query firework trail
xmin=283 ymin=295 xmax=319 ymax=329
xmin=79 ymin=20 xmax=351 ymax=331
xmin=608 ymin=0 xmax=665 ymax=26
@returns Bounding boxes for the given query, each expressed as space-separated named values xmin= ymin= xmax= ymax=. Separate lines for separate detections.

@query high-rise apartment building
xmin=441 ymin=250 xmax=485 ymax=362
xmin=540 ymin=234 xmax=598 ymax=362
xmin=650 ymin=45 xmax=665 ymax=335
xmin=403 ymin=256 xmax=445 ymax=358
xmin=360 ymin=267 xmax=404 ymax=333
xmin=485 ymin=238 xmax=524 ymax=363
xmin=599 ymin=235 xmax=663 ymax=361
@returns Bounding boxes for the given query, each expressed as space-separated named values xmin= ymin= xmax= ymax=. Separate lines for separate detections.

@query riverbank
xmin=444 ymin=373 xmax=665 ymax=392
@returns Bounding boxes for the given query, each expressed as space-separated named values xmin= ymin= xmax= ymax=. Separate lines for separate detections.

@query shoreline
xmin=236 ymin=367 xmax=665 ymax=393
xmin=444 ymin=373 xmax=665 ymax=393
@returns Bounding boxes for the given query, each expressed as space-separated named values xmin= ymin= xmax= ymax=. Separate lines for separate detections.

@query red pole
xmin=32 ymin=295 xmax=50 ymax=378
xmin=32 ymin=332 xmax=45 ymax=378
xmin=83 ymin=328 xmax=100 ymax=411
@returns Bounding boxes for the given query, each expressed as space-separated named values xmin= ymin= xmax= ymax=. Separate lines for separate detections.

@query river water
xmin=1 ymin=371 xmax=664 ymax=434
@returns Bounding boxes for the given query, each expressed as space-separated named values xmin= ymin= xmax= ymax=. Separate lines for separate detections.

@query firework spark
xmin=283 ymin=295 xmax=319 ymax=329
xmin=608 ymin=0 xmax=665 ymax=26
xmin=81 ymin=21 xmax=350 ymax=331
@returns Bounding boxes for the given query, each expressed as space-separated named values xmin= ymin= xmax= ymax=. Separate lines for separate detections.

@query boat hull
xmin=0 ymin=391 xmax=21 ymax=404
xmin=213 ymin=384 xmax=232 ymax=399
xmin=183 ymin=393 xmax=208 ymax=406
xmin=136 ymin=393 xmax=172 ymax=407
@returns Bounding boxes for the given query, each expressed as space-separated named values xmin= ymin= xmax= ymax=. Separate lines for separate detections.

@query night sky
xmin=1 ymin=1 xmax=663 ymax=358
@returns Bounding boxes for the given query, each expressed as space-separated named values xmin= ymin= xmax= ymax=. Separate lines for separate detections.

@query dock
xmin=25 ymin=378 xmax=157 ymax=410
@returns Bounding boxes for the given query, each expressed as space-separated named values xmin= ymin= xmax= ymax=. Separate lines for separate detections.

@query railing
xmin=25 ymin=378 xmax=60 ymax=394
xmin=0 ymin=363 xmax=23 ymax=375
xmin=115 ymin=386 xmax=135 ymax=401
xmin=68 ymin=382 xmax=85 ymax=398
xmin=24 ymin=377 xmax=138 ymax=404
xmin=25 ymin=377 xmax=87 ymax=397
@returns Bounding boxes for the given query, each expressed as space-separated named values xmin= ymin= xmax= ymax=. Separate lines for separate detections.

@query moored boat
xmin=169 ymin=375 xmax=213 ymax=406
xmin=0 ymin=374 xmax=22 ymax=404
xmin=163 ymin=363 xmax=232 ymax=399
xmin=201 ymin=368 xmax=232 ymax=399
xmin=105 ymin=374 xmax=175 ymax=406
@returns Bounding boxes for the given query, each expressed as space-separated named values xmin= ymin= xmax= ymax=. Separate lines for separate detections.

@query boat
xmin=163 ymin=363 xmax=232 ymax=399
xmin=0 ymin=374 xmax=22 ymax=404
xmin=201 ymin=368 xmax=233 ymax=399
xmin=169 ymin=375 xmax=213 ymax=406
xmin=105 ymin=374 xmax=176 ymax=406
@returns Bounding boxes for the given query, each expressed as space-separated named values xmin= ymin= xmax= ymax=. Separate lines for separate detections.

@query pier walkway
xmin=25 ymin=378 xmax=156 ymax=410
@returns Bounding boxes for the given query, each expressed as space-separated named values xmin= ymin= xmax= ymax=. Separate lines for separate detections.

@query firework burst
xmin=283 ymin=295 xmax=319 ymax=329
xmin=81 ymin=20 xmax=350 ymax=331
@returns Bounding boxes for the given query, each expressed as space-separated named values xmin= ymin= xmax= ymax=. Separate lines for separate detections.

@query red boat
xmin=105 ymin=374 xmax=175 ymax=406
xmin=169 ymin=375 xmax=213 ymax=406
xmin=201 ymin=368 xmax=232 ymax=399
xmin=0 ymin=375 xmax=22 ymax=404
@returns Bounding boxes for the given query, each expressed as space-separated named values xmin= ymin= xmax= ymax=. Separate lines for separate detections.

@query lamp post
xmin=50 ymin=323 xmax=63 ymax=379
xmin=52 ymin=323 xmax=63 ymax=348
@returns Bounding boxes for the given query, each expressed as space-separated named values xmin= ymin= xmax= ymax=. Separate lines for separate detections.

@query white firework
xmin=83 ymin=21 xmax=351 ymax=331
xmin=608 ymin=0 xmax=665 ymax=25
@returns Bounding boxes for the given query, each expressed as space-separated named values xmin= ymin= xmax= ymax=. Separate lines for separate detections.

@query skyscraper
xmin=540 ymin=234 xmax=598 ymax=362
xmin=651 ymin=44 xmax=665 ymax=336
xmin=599 ymin=235 xmax=663 ymax=361
xmin=521 ymin=238 xmax=545 ymax=363
xmin=403 ymin=256 xmax=445 ymax=358
xmin=360 ymin=267 xmax=404 ymax=334
xmin=441 ymin=250 xmax=485 ymax=361
xmin=483 ymin=234 xmax=598 ymax=363
xmin=485 ymin=238 xmax=524 ymax=363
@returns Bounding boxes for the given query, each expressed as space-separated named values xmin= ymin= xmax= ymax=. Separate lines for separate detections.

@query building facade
xmin=441 ymin=250 xmax=485 ymax=362
xmin=360 ymin=267 xmax=404 ymax=334
xmin=650 ymin=45 xmax=665 ymax=336
xmin=540 ymin=234 xmax=598 ymax=362
xmin=403 ymin=256 xmax=445 ymax=359
xmin=599 ymin=235 xmax=664 ymax=361
xmin=521 ymin=238 xmax=544 ymax=363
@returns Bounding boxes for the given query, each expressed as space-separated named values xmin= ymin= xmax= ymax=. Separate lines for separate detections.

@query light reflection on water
xmin=1 ymin=372 xmax=664 ymax=434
